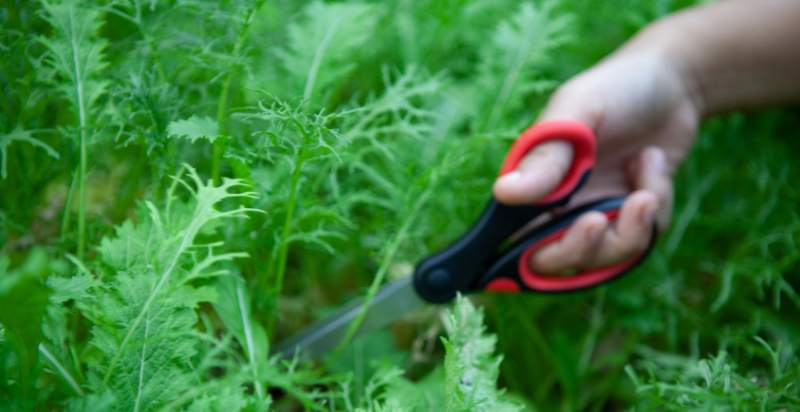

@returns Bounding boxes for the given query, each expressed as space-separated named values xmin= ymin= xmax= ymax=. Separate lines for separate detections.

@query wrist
xmin=617 ymin=16 xmax=710 ymax=119
xmin=623 ymin=0 xmax=800 ymax=117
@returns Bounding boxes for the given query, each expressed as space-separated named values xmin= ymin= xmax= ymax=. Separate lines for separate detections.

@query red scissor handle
xmin=481 ymin=197 xmax=656 ymax=294
xmin=499 ymin=120 xmax=596 ymax=204
xmin=517 ymin=209 xmax=646 ymax=292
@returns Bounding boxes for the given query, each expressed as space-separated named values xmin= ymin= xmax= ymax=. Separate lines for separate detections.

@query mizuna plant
xmin=273 ymin=1 xmax=380 ymax=110
xmin=241 ymin=98 xmax=350 ymax=335
xmin=31 ymin=166 xmax=329 ymax=410
xmin=48 ymin=166 xmax=267 ymax=409
xmin=40 ymin=0 xmax=108 ymax=261
xmin=476 ymin=2 xmax=573 ymax=131
xmin=211 ymin=0 xmax=265 ymax=185
xmin=343 ymin=297 xmax=520 ymax=412
xmin=2 ymin=0 xmax=799 ymax=411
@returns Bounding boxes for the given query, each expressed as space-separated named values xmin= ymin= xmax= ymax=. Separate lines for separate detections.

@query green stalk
xmin=212 ymin=1 xmax=264 ymax=185
xmin=60 ymin=170 xmax=78 ymax=245
xmin=39 ymin=344 xmax=83 ymax=396
xmin=329 ymin=183 xmax=434 ymax=362
xmin=212 ymin=74 xmax=231 ymax=185
xmin=71 ymin=25 xmax=90 ymax=261
xmin=274 ymin=162 xmax=303 ymax=290
xmin=266 ymin=122 xmax=308 ymax=336
xmin=77 ymin=124 xmax=87 ymax=261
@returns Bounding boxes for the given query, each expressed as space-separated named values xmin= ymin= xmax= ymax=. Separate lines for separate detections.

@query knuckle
xmin=529 ymin=249 xmax=554 ymax=273
xmin=563 ymin=250 xmax=584 ymax=269
xmin=619 ymin=234 xmax=649 ymax=257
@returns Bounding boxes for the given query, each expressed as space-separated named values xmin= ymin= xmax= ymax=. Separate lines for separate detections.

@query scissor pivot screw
xmin=424 ymin=269 xmax=452 ymax=292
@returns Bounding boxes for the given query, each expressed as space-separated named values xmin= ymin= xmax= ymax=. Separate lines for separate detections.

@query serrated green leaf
xmin=167 ymin=115 xmax=220 ymax=144
xmin=0 ymin=127 xmax=59 ymax=179
xmin=40 ymin=0 xmax=108 ymax=124
xmin=78 ymin=164 xmax=259 ymax=410
xmin=477 ymin=0 xmax=573 ymax=129
xmin=442 ymin=296 xmax=520 ymax=412
xmin=277 ymin=1 xmax=381 ymax=107
xmin=354 ymin=297 xmax=518 ymax=412
xmin=214 ymin=274 xmax=269 ymax=400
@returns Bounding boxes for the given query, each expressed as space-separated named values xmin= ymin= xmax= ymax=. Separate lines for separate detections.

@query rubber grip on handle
xmin=484 ymin=277 xmax=521 ymax=293
xmin=517 ymin=209 xmax=643 ymax=292
xmin=499 ymin=120 xmax=596 ymax=204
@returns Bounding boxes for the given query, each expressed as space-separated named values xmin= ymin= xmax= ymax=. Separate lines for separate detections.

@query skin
xmin=493 ymin=0 xmax=800 ymax=275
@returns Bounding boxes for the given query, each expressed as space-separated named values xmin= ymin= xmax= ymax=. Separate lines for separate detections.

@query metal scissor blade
xmin=272 ymin=276 xmax=426 ymax=359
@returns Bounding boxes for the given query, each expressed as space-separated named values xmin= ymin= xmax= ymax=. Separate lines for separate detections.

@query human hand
xmin=493 ymin=51 xmax=701 ymax=275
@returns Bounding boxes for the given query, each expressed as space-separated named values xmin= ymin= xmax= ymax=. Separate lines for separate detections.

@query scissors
xmin=274 ymin=120 xmax=657 ymax=358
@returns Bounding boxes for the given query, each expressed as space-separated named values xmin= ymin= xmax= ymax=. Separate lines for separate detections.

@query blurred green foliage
xmin=0 ymin=0 xmax=798 ymax=410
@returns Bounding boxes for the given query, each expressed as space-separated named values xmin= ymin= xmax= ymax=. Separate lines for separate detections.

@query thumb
xmin=492 ymin=90 xmax=601 ymax=205
xmin=492 ymin=140 xmax=574 ymax=204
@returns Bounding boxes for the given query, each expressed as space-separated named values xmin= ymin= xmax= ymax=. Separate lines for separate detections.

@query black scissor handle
xmin=413 ymin=121 xmax=597 ymax=303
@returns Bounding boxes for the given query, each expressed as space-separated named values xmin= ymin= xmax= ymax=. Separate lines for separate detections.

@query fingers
xmin=629 ymin=146 xmax=673 ymax=230
xmin=492 ymin=140 xmax=574 ymax=204
xmin=528 ymin=211 xmax=608 ymax=274
xmin=591 ymin=191 xmax=657 ymax=266
xmin=525 ymin=143 xmax=673 ymax=275
xmin=528 ymin=191 xmax=658 ymax=275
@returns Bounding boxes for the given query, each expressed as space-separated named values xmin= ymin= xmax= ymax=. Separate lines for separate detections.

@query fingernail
xmin=499 ymin=171 xmax=522 ymax=184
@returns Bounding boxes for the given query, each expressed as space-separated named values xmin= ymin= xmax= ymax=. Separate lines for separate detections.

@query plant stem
xmin=303 ymin=15 xmax=341 ymax=106
xmin=212 ymin=73 xmax=231 ymax=185
xmin=266 ymin=140 xmax=307 ymax=337
xmin=39 ymin=344 xmax=83 ymax=396
xmin=60 ymin=170 xmax=77 ymax=245
xmin=70 ymin=18 xmax=90 ymax=261
xmin=485 ymin=36 xmax=532 ymax=131
xmin=236 ymin=282 xmax=264 ymax=399
xmin=329 ymin=183 xmax=434 ymax=362
xmin=212 ymin=1 xmax=264 ymax=185
xmin=77 ymin=124 xmax=87 ymax=261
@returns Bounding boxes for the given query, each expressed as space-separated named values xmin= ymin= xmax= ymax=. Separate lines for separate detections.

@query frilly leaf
xmin=167 ymin=115 xmax=220 ymax=144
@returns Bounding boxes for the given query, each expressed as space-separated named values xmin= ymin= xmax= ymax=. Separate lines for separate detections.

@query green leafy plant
xmin=39 ymin=0 xmax=108 ymax=261
xmin=474 ymin=1 xmax=572 ymax=131
xmin=0 ymin=128 xmax=59 ymax=179
xmin=342 ymin=296 xmax=519 ymax=412
xmin=626 ymin=339 xmax=800 ymax=410
xmin=1 ymin=0 xmax=799 ymax=410
xmin=441 ymin=296 xmax=520 ymax=412
xmin=271 ymin=1 xmax=381 ymax=109
xmin=0 ymin=249 xmax=59 ymax=406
